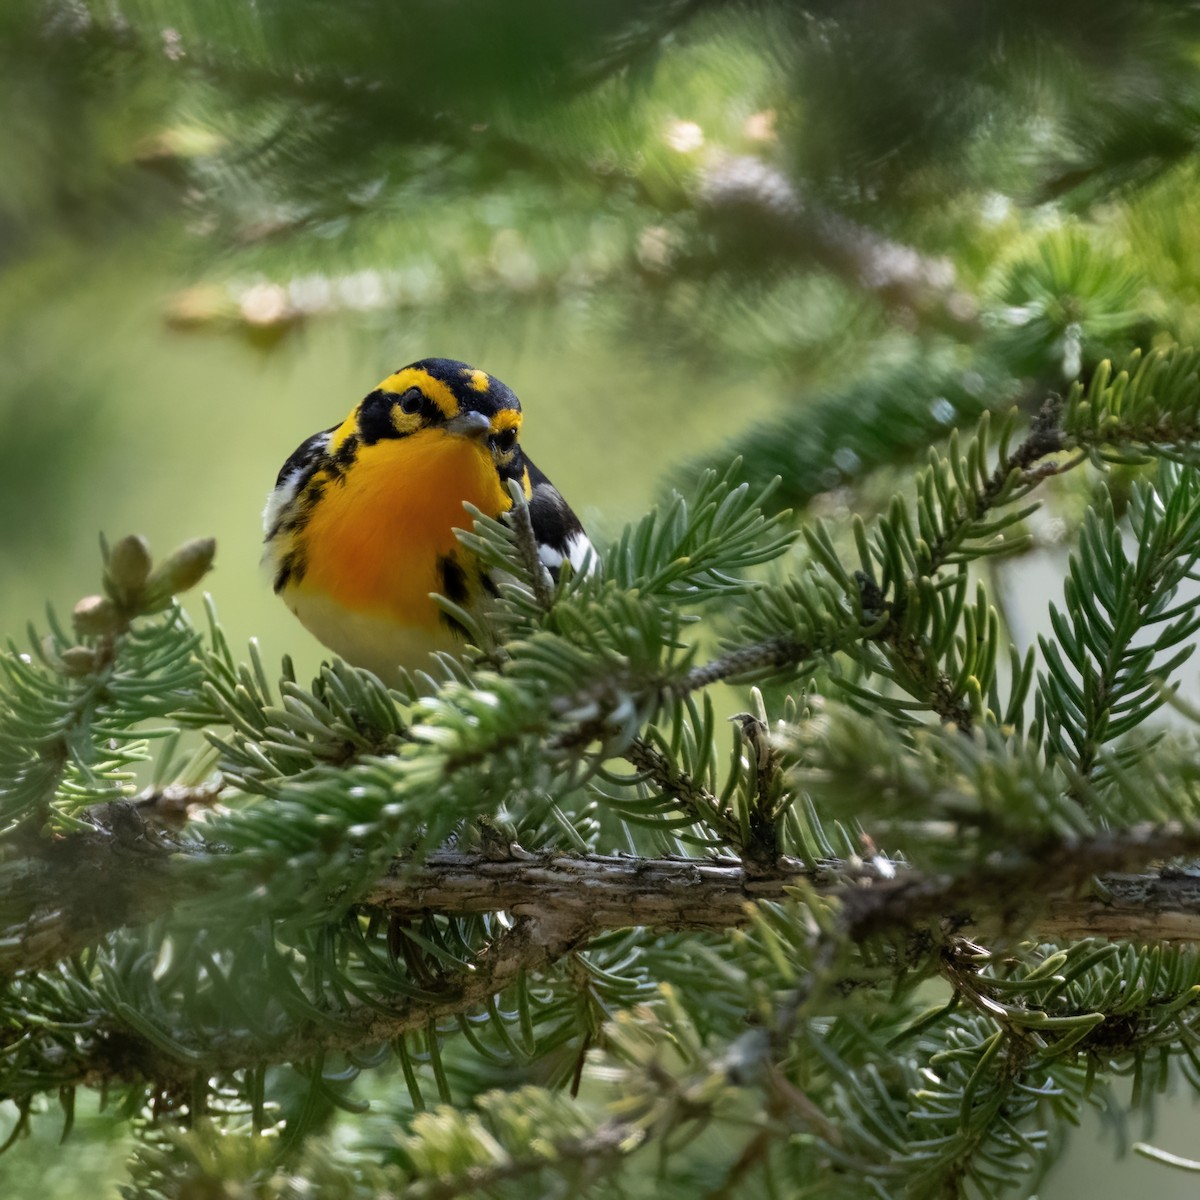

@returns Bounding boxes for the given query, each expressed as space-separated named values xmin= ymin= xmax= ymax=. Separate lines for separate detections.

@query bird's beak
xmin=444 ymin=411 xmax=491 ymax=442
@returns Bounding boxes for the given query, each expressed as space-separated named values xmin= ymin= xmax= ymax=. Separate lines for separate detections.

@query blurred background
xmin=6 ymin=0 xmax=1200 ymax=1194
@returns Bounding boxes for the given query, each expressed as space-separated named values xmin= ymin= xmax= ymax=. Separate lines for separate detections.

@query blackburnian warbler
xmin=263 ymin=358 xmax=591 ymax=683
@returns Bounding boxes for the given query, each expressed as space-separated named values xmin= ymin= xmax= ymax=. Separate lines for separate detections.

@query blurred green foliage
xmin=7 ymin=1 xmax=1200 ymax=1197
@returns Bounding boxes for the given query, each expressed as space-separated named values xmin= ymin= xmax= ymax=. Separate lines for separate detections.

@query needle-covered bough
xmin=6 ymin=350 xmax=1200 ymax=1196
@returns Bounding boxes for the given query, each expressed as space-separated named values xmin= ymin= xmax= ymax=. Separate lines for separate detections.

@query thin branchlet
xmin=505 ymin=483 xmax=555 ymax=611
xmin=623 ymin=735 xmax=736 ymax=843
xmin=866 ymin=397 xmax=1075 ymax=731
xmin=675 ymin=636 xmax=808 ymax=692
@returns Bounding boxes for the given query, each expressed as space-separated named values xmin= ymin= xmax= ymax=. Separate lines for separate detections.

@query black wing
xmin=524 ymin=456 xmax=594 ymax=577
xmin=273 ymin=424 xmax=338 ymax=490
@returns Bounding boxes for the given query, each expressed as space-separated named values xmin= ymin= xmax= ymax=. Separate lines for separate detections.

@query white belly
xmin=285 ymin=588 xmax=461 ymax=686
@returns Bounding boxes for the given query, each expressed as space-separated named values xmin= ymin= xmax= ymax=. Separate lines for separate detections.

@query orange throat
xmin=292 ymin=428 xmax=510 ymax=633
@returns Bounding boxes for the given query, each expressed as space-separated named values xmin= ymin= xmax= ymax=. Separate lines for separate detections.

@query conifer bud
xmin=58 ymin=646 xmax=100 ymax=677
xmin=143 ymin=537 xmax=217 ymax=609
xmin=106 ymin=535 xmax=153 ymax=606
xmin=73 ymin=595 xmax=121 ymax=637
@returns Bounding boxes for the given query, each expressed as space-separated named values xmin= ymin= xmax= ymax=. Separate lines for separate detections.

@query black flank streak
xmin=268 ymin=504 xmax=312 ymax=542
xmin=330 ymin=433 xmax=359 ymax=479
xmin=438 ymin=556 xmax=472 ymax=639
xmin=438 ymin=555 xmax=470 ymax=605
xmin=440 ymin=611 xmax=471 ymax=639
xmin=302 ymin=476 xmax=327 ymax=512
xmin=274 ymin=549 xmax=307 ymax=593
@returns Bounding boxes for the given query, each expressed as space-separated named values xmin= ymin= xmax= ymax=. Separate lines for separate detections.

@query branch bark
xmin=10 ymin=817 xmax=1200 ymax=984
xmin=9 ymin=824 xmax=1200 ymax=1094
xmin=369 ymin=830 xmax=1200 ymax=945
xmin=698 ymin=156 xmax=979 ymax=333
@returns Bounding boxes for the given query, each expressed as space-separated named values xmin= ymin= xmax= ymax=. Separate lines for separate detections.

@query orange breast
xmin=295 ymin=429 xmax=510 ymax=631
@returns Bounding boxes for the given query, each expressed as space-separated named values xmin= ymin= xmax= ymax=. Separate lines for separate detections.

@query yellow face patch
xmin=377 ymin=367 xmax=460 ymax=420
xmin=388 ymin=408 xmax=424 ymax=437
xmin=490 ymin=408 xmax=522 ymax=435
xmin=328 ymin=411 xmax=359 ymax=454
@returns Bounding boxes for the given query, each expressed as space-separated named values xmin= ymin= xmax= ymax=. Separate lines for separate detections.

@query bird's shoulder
xmin=264 ymin=425 xmax=337 ymax=541
xmin=273 ymin=425 xmax=338 ymax=489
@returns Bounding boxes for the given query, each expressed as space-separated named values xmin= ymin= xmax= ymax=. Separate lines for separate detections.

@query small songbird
xmin=263 ymin=358 xmax=592 ymax=683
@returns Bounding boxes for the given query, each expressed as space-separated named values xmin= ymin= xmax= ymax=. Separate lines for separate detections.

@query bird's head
xmin=338 ymin=357 xmax=525 ymax=481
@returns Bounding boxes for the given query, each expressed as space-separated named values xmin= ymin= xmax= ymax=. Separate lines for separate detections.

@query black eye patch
xmin=358 ymin=387 xmax=430 ymax=443
xmin=357 ymin=389 xmax=399 ymax=444
xmin=492 ymin=428 xmax=518 ymax=454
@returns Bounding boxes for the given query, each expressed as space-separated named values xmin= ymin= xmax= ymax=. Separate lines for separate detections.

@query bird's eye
xmin=493 ymin=429 xmax=518 ymax=454
xmin=397 ymin=388 xmax=423 ymax=415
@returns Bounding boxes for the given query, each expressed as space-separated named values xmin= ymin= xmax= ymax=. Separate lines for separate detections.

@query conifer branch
xmin=11 ymin=823 xmax=1200 ymax=985
xmin=373 ymin=831 xmax=1200 ymax=948
xmin=1038 ymin=464 xmax=1200 ymax=790
xmin=923 ymin=395 xmax=1068 ymax=580
xmin=622 ymin=736 xmax=734 ymax=842
xmin=839 ymin=822 xmax=1200 ymax=941
xmin=823 ymin=398 xmax=1074 ymax=729
xmin=22 ymin=832 xmax=1200 ymax=1093
xmin=699 ymin=156 xmax=979 ymax=331
xmin=0 ymin=807 xmax=191 ymax=976
xmin=4 ymin=913 xmax=590 ymax=1096
xmin=674 ymin=636 xmax=809 ymax=692
xmin=868 ymin=600 xmax=976 ymax=732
